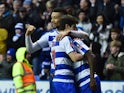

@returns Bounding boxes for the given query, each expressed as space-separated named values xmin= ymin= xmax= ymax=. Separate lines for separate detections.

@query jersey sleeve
xmin=73 ymin=39 xmax=89 ymax=55
xmin=62 ymin=36 xmax=75 ymax=54
xmin=37 ymin=32 xmax=49 ymax=48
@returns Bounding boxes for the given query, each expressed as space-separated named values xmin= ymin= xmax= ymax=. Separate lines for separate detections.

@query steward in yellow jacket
xmin=12 ymin=47 xmax=36 ymax=93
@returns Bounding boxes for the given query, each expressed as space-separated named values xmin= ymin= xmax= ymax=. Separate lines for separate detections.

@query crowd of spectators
xmin=0 ymin=0 xmax=124 ymax=81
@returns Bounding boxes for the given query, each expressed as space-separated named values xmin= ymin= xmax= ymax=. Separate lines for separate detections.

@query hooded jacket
xmin=12 ymin=47 xmax=36 ymax=93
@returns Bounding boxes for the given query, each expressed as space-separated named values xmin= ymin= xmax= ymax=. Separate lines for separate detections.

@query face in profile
xmin=51 ymin=12 xmax=62 ymax=28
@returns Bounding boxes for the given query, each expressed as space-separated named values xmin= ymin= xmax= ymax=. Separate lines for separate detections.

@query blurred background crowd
xmin=0 ymin=0 xmax=124 ymax=81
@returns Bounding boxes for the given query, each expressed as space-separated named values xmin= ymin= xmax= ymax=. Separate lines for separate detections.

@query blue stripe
xmin=49 ymin=36 xmax=55 ymax=41
xmin=56 ymin=52 xmax=69 ymax=58
xmin=73 ymin=41 xmax=88 ymax=53
xmin=56 ymin=64 xmax=73 ymax=71
xmin=77 ymin=75 xmax=90 ymax=85
xmin=74 ymin=63 xmax=89 ymax=74
xmin=68 ymin=36 xmax=73 ymax=41
xmin=50 ymin=68 xmax=55 ymax=74
xmin=54 ymin=41 xmax=59 ymax=46
xmin=54 ymin=74 xmax=74 ymax=80
xmin=81 ymin=48 xmax=88 ymax=54
xmin=52 ymin=41 xmax=59 ymax=46
xmin=77 ymin=27 xmax=84 ymax=31
xmin=56 ymin=42 xmax=59 ymax=46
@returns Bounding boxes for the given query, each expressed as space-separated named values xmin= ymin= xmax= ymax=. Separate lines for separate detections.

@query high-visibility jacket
xmin=12 ymin=47 xmax=36 ymax=93
xmin=21 ymin=62 xmax=36 ymax=87
xmin=13 ymin=62 xmax=36 ymax=93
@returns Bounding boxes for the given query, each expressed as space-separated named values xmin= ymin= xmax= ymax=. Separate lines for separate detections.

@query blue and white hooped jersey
xmin=37 ymin=29 xmax=59 ymax=74
xmin=73 ymin=39 xmax=98 ymax=89
xmin=51 ymin=36 xmax=75 ymax=83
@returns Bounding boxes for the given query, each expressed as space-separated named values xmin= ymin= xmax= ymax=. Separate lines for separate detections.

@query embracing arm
xmin=69 ymin=30 xmax=89 ymax=39
xmin=68 ymin=51 xmax=84 ymax=62
xmin=56 ymin=30 xmax=88 ymax=41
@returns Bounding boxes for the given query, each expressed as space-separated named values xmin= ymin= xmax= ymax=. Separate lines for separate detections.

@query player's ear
xmin=65 ymin=24 xmax=70 ymax=30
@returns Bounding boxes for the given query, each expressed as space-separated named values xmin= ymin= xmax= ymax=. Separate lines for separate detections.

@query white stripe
xmin=51 ymin=63 xmax=55 ymax=69
xmin=53 ymin=79 xmax=74 ymax=83
xmin=43 ymin=62 xmax=50 ymax=65
xmin=55 ymin=58 xmax=73 ymax=66
xmin=55 ymin=69 xmax=74 ymax=76
xmin=76 ymin=68 xmax=90 ymax=81
xmin=73 ymin=61 xmax=86 ymax=68
xmin=42 ymin=47 xmax=50 ymax=51
xmin=79 ymin=74 xmax=98 ymax=87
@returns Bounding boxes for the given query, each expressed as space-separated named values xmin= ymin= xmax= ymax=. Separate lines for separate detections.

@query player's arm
xmin=69 ymin=30 xmax=88 ymax=39
xmin=73 ymin=39 xmax=97 ymax=91
xmin=68 ymin=51 xmax=84 ymax=62
xmin=25 ymin=25 xmax=41 ymax=53
xmin=25 ymin=25 xmax=48 ymax=53
xmin=63 ymin=36 xmax=84 ymax=62
xmin=56 ymin=30 xmax=88 ymax=41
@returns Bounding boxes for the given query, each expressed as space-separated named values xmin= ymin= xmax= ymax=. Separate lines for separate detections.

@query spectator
xmin=43 ymin=0 xmax=54 ymax=26
xmin=12 ymin=47 xmax=36 ymax=93
xmin=0 ymin=48 xmax=16 ymax=79
xmin=39 ymin=58 xmax=51 ymax=80
xmin=76 ymin=9 xmax=92 ymax=35
xmin=104 ymin=27 xmax=124 ymax=59
xmin=6 ymin=48 xmax=16 ymax=62
xmin=0 ymin=2 xmax=14 ymax=32
xmin=0 ymin=28 xmax=8 ymax=54
xmin=14 ymin=7 xmax=32 ymax=26
xmin=12 ymin=0 xmax=22 ymax=18
xmin=89 ymin=13 xmax=110 ymax=57
xmin=103 ymin=40 xmax=124 ymax=80
xmin=0 ymin=2 xmax=15 ymax=49
xmin=11 ymin=23 xmax=25 ymax=50
xmin=79 ymin=0 xmax=98 ymax=23
xmin=97 ymin=0 xmax=117 ymax=25
xmin=118 ymin=0 xmax=124 ymax=32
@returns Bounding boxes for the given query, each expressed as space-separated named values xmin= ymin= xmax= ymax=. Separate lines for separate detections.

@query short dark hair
xmin=52 ymin=7 xmax=67 ymax=15
xmin=57 ymin=15 xmax=78 ymax=30
xmin=110 ymin=28 xmax=120 ymax=34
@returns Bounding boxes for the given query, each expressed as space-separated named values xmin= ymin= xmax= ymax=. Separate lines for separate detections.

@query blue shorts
xmin=53 ymin=82 xmax=77 ymax=93
xmin=49 ymin=75 xmax=54 ymax=93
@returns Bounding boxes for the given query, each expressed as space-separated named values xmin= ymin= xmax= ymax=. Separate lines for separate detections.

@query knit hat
xmin=15 ymin=23 xmax=23 ymax=31
xmin=7 ymin=48 xmax=16 ymax=58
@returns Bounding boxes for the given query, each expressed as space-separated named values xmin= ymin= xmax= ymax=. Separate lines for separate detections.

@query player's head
xmin=57 ymin=15 xmax=78 ymax=31
xmin=51 ymin=7 xmax=67 ymax=28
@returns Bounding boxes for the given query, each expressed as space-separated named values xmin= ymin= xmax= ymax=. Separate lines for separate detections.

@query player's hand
xmin=56 ymin=30 xmax=71 ymax=41
xmin=25 ymin=24 xmax=36 ymax=36
xmin=90 ymin=78 xmax=97 ymax=91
